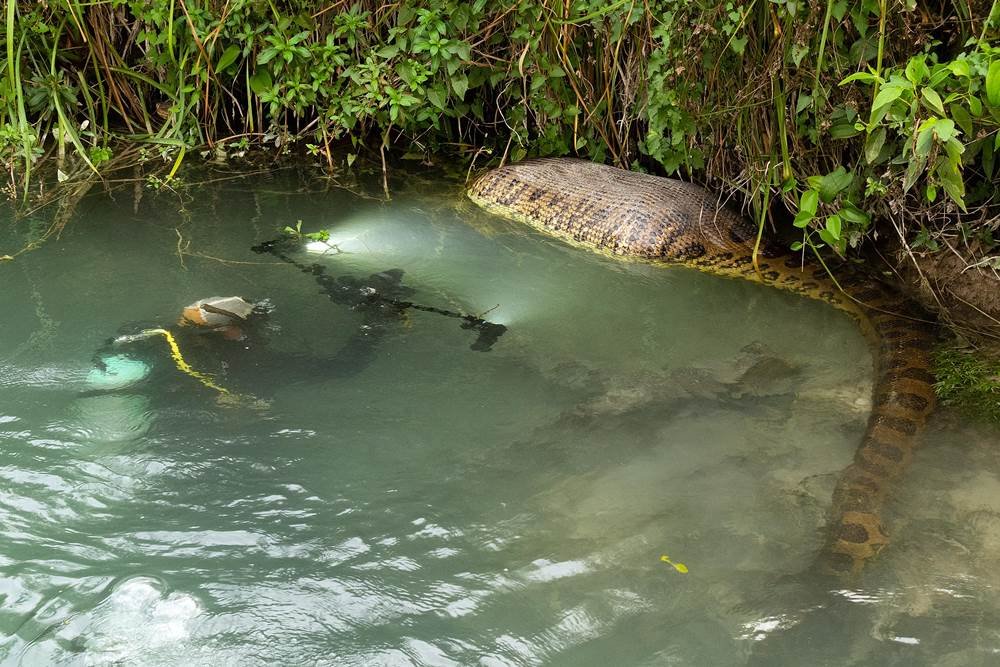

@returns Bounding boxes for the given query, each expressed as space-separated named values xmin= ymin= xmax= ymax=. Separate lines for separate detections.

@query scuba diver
xmin=84 ymin=252 xmax=507 ymax=407
xmin=85 ymin=270 xmax=418 ymax=405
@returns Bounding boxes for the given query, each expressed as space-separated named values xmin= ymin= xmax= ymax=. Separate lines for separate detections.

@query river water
xmin=1 ymin=164 xmax=999 ymax=665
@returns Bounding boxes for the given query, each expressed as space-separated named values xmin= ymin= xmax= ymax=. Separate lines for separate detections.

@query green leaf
xmin=987 ymin=59 xmax=1000 ymax=108
xmin=969 ymin=95 xmax=983 ymax=117
xmin=817 ymin=167 xmax=853 ymax=202
xmin=249 ymin=69 xmax=272 ymax=95
xmin=950 ymin=103 xmax=973 ymax=135
xmin=936 ymin=158 xmax=966 ymax=210
xmin=840 ymin=204 xmax=870 ymax=226
xmin=921 ymin=87 xmax=946 ymax=116
xmin=376 ymin=44 xmax=399 ymax=59
xmin=451 ymin=73 xmax=469 ymax=99
xmin=933 ymin=118 xmax=956 ymax=142
xmin=800 ymin=188 xmax=819 ymax=216
xmin=983 ymin=139 xmax=995 ymax=179
xmin=864 ymin=126 xmax=886 ymax=164
xmin=216 ymin=44 xmax=241 ymax=73
xmin=915 ymin=124 xmax=935 ymax=157
xmin=905 ymin=56 xmax=928 ymax=85
xmin=902 ymin=157 xmax=925 ymax=192
xmin=871 ymin=85 xmax=904 ymax=113
xmin=825 ymin=214 xmax=842 ymax=240
xmin=829 ymin=123 xmax=861 ymax=139
xmin=840 ymin=71 xmax=877 ymax=86
xmin=947 ymin=59 xmax=970 ymax=79
xmin=427 ymin=86 xmax=446 ymax=110
xmin=943 ymin=137 xmax=964 ymax=163
xmin=257 ymin=48 xmax=278 ymax=65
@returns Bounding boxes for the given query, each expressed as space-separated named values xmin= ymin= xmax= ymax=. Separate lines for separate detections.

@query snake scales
xmin=467 ymin=158 xmax=936 ymax=578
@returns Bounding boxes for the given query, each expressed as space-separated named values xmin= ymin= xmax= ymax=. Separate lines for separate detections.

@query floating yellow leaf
xmin=659 ymin=554 xmax=689 ymax=574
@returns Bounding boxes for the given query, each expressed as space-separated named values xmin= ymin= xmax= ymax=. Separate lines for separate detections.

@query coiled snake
xmin=467 ymin=158 xmax=936 ymax=578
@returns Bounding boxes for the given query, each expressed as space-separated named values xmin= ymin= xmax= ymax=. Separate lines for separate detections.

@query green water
xmin=1 ymin=165 xmax=999 ymax=666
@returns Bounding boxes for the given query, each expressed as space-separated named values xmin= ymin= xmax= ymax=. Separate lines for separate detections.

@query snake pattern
xmin=467 ymin=158 xmax=936 ymax=578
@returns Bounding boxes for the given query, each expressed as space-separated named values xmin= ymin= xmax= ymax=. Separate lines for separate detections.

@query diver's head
xmin=179 ymin=296 xmax=256 ymax=339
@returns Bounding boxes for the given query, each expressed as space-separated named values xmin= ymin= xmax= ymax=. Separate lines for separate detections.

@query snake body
xmin=467 ymin=158 xmax=936 ymax=577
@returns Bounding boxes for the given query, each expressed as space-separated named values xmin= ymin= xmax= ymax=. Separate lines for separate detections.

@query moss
xmin=933 ymin=344 xmax=1000 ymax=424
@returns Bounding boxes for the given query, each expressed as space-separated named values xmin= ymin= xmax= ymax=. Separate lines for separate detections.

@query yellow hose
xmin=141 ymin=328 xmax=232 ymax=396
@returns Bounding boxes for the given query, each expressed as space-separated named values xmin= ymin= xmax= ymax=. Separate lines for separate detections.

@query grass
xmin=934 ymin=343 xmax=1000 ymax=423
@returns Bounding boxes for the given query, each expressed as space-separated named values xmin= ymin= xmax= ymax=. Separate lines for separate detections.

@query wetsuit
xmin=87 ymin=268 xmax=415 ymax=401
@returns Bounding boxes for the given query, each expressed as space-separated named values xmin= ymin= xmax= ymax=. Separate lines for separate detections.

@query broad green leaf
xmin=376 ymin=44 xmax=399 ymax=59
xmin=915 ymin=125 xmax=935 ymax=157
xmin=920 ymin=87 xmax=946 ymax=116
xmin=983 ymin=139 xmax=995 ymax=179
xmin=840 ymin=71 xmax=877 ymax=85
xmin=257 ymin=48 xmax=278 ymax=65
xmin=905 ymin=56 xmax=928 ymax=85
xmin=840 ymin=204 xmax=870 ymax=226
xmin=947 ymin=59 xmax=971 ymax=79
xmin=902 ymin=157 xmax=925 ymax=192
xmin=800 ymin=188 xmax=819 ymax=216
xmin=818 ymin=167 xmax=853 ymax=202
xmin=792 ymin=211 xmax=814 ymax=228
xmin=987 ymin=59 xmax=1000 ymax=108
xmin=969 ymin=95 xmax=983 ymax=117
xmin=871 ymin=85 xmax=904 ymax=113
xmin=426 ymin=87 xmax=446 ymax=109
xmin=928 ymin=67 xmax=950 ymax=87
xmin=830 ymin=123 xmax=861 ymax=139
xmin=451 ymin=74 xmax=469 ymax=99
xmin=826 ymin=213 xmax=842 ymax=240
xmin=944 ymin=137 xmax=964 ymax=163
xmin=864 ymin=126 xmax=886 ymax=164
xmin=216 ymin=44 xmax=241 ymax=73
xmin=949 ymin=103 xmax=973 ymax=135
xmin=933 ymin=118 xmax=956 ymax=142
xmin=936 ymin=158 xmax=966 ymax=210
xmin=249 ymin=69 xmax=272 ymax=95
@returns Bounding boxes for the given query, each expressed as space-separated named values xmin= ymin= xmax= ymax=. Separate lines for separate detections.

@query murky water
xmin=1 ymin=164 xmax=999 ymax=666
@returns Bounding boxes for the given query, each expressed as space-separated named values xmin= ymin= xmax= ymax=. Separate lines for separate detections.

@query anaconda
xmin=467 ymin=157 xmax=936 ymax=578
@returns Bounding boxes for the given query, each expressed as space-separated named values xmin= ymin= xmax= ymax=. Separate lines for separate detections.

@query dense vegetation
xmin=1 ymin=0 xmax=999 ymax=416
xmin=0 ymin=1 xmax=995 ymax=245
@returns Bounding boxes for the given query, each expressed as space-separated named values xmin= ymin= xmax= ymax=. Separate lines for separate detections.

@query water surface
xmin=1 ymin=165 xmax=999 ymax=665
